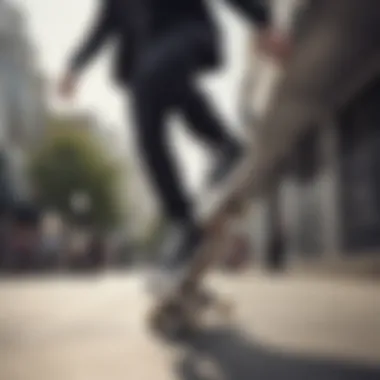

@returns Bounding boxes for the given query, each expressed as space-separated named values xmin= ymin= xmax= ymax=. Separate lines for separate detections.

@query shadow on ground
xmin=174 ymin=327 xmax=380 ymax=380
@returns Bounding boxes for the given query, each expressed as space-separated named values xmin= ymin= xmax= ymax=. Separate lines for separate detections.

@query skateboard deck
xmin=147 ymin=158 xmax=255 ymax=338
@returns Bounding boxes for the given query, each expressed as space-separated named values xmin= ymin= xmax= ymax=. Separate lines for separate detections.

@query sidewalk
xmin=0 ymin=272 xmax=379 ymax=379
xmin=210 ymin=272 xmax=380 ymax=365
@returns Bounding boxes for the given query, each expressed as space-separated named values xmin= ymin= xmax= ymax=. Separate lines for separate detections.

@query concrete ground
xmin=0 ymin=271 xmax=379 ymax=380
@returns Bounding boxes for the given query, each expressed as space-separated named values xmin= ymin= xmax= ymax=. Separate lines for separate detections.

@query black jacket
xmin=69 ymin=0 xmax=270 ymax=84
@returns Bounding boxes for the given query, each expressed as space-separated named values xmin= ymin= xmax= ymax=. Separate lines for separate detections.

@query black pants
xmin=130 ymin=23 xmax=236 ymax=223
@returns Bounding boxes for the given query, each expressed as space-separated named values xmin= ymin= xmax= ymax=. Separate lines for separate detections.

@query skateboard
xmin=147 ymin=159 xmax=254 ymax=339
xmin=148 ymin=283 xmax=234 ymax=339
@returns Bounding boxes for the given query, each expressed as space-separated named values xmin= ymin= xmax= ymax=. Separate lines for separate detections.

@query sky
xmin=12 ymin=0 xmax=251 ymax=193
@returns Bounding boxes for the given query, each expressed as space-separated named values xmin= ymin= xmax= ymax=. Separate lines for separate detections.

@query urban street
xmin=0 ymin=272 xmax=379 ymax=380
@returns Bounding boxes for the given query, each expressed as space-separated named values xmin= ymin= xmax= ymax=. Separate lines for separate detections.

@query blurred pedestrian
xmin=9 ymin=203 xmax=41 ymax=272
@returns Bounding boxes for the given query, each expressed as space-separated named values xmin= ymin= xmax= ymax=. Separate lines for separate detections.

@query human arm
xmin=58 ymin=1 xmax=114 ymax=98
xmin=69 ymin=0 xmax=114 ymax=74
xmin=228 ymin=0 xmax=292 ymax=63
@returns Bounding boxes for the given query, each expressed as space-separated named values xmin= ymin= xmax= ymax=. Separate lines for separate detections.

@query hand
xmin=256 ymin=28 xmax=292 ymax=64
xmin=58 ymin=71 xmax=77 ymax=100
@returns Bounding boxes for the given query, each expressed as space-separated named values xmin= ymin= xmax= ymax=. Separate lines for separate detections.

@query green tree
xmin=29 ymin=121 xmax=122 ymax=231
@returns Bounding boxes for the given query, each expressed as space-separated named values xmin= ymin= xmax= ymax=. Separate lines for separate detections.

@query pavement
xmin=0 ymin=271 xmax=379 ymax=380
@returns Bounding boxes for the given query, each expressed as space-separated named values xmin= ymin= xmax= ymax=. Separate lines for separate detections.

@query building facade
xmin=0 ymin=0 xmax=46 ymax=204
xmin=244 ymin=0 xmax=380 ymax=274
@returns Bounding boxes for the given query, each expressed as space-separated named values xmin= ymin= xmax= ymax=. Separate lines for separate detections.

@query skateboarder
xmin=58 ymin=0 xmax=289 ymax=290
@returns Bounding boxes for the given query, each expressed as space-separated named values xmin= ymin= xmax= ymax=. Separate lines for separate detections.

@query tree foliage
xmin=29 ymin=122 xmax=122 ymax=230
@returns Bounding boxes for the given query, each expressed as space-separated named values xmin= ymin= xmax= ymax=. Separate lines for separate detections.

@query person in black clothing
xmin=58 ymin=0 xmax=289 ymax=290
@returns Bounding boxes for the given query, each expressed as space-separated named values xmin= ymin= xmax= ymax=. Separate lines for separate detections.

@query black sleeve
xmin=69 ymin=1 xmax=114 ymax=74
xmin=227 ymin=0 xmax=271 ymax=28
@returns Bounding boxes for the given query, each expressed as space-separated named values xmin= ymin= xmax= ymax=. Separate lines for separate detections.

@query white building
xmin=0 ymin=0 xmax=46 ymax=202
